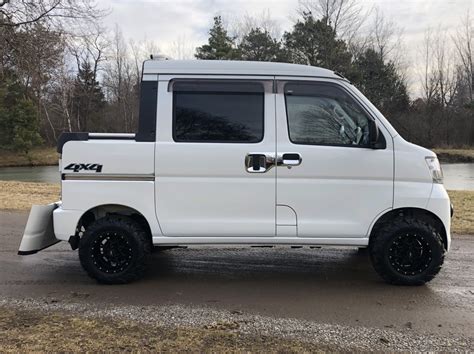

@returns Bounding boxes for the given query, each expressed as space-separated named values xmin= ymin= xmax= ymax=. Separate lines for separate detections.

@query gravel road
xmin=1 ymin=210 xmax=473 ymax=351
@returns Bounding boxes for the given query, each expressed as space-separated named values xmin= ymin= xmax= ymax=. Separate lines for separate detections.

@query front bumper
xmin=426 ymin=184 xmax=452 ymax=251
xmin=18 ymin=202 xmax=61 ymax=255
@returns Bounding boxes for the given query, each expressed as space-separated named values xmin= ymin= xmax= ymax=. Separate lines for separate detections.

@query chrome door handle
xmin=278 ymin=153 xmax=302 ymax=167
xmin=245 ymin=153 xmax=276 ymax=173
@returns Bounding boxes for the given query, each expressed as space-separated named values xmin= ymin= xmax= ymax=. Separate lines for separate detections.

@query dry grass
xmin=1 ymin=181 xmax=473 ymax=235
xmin=0 ymin=306 xmax=326 ymax=352
xmin=0 ymin=147 xmax=58 ymax=167
xmin=448 ymin=190 xmax=474 ymax=234
xmin=0 ymin=181 xmax=60 ymax=210
xmin=433 ymin=148 xmax=474 ymax=163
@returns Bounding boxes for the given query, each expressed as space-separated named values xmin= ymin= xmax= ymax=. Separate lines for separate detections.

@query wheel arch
xmin=369 ymin=208 xmax=448 ymax=250
xmin=76 ymin=204 xmax=152 ymax=240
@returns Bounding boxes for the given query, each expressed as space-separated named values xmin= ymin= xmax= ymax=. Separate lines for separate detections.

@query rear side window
xmin=173 ymin=81 xmax=264 ymax=143
xmin=285 ymin=82 xmax=371 ymax=147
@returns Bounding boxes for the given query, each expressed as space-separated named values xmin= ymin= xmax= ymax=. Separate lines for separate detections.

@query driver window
xmin=285 ymin=83 xmax=371 ymax=146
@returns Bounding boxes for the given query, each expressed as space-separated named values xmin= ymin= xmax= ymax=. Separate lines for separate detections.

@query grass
xmin=433 ymin=148 xmax=474 ymax=163
xmin=1 ymin=181 xmax=473 ymax=235
xmin=449 ymin=190 xmax=474 ymax=234
xmin=0 ymin=181 xmax=60 ymax=210
xmin=0 ymin=306 xmax=327 ymax=352
xmin=0 ymin=147 xmax=58 ymax=167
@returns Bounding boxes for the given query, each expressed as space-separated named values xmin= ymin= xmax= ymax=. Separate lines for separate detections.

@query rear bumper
xmin=18 ymin=202 xmax=61 ymax=255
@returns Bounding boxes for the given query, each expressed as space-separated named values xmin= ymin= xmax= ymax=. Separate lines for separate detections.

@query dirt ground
xmin=0 ymin=210 xmax=473 ymax=351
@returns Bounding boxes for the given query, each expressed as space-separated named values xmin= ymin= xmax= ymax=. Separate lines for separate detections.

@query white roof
xmin=143 ymin=60 xmax=341 ymax=79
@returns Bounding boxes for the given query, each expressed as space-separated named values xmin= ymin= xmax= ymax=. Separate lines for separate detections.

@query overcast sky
xmin=101 ymin=0 xmax=472 ymax=96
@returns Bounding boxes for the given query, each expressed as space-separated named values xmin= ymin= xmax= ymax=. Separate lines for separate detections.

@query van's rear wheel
xmin=369 ymin=217 xmax=445 ymax=285
xmin=79 ymin=216 xmax=151 ymax=284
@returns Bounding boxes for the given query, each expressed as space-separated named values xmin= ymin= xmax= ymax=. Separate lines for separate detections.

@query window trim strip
xmin=168 ymin=79 xmax=266 ymax=93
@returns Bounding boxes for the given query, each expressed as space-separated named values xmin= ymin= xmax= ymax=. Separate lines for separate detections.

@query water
xmin=0 ymin=165 xmax=60 ymax=183
xmin=0 ymin=163 xmax=473 ymax=190
xmin=441 ymin=163 xmax=474 ymax=191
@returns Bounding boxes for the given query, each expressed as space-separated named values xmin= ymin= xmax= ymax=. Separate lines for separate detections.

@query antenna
xmin=150 ymin=54 xmax=172 ymax=60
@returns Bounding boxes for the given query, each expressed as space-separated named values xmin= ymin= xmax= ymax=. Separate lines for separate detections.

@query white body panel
xmin=62 ymin=140 xmax=155 ymax=175
xmin=55 ymin=181 xmax=161 ymax=240
xmin=54 ymin=139 xmax=160 ymax=241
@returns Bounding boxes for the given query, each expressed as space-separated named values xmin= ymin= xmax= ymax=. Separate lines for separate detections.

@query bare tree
xmin=231 ymin=10 xmax=281 ymax=43
xmin=130 ymin=37 xmax=161 ymax=89
xmin=453 ymin=11 xmax=473 ymax=104
xmin=103 ymin=25 xmax=139 ymax=133
xmin=298 ymin=0 xmax=367 ymax=43
xmin=67 ymin=23 xmax=109 ymax=83
xmin=418 ymin=28 xmax=459 ymax=145
xmin=0 ymin=0 xmax=108 ymax=28
xmin=366 ymin=8 xmax=404 ymax=64
xmin=47 ymin=56 xmax=75 ymax=133
xmin=168 ymin=35 xmax=194 ymax=59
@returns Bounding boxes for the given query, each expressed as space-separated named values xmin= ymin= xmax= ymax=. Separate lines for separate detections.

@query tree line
xmin=0 ymin=0 xmax=472 ymax=154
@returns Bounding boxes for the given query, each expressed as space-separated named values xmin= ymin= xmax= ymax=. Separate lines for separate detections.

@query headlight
xmin=425 ymin=156 xmax=443 ymax=184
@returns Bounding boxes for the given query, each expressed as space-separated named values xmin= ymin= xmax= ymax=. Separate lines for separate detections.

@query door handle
xmin=278 ymin=153 xmax=302 ymax=167
xmin=245 ymin=153 xmax=275 ymax=173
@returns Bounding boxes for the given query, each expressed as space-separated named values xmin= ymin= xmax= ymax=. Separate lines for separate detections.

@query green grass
xmin=0 ymin=147 xmax=58 ymax=167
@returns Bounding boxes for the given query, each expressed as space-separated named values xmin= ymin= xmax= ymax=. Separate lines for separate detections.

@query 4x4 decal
xmin=64 ymin=163 xmax=103 ymax=173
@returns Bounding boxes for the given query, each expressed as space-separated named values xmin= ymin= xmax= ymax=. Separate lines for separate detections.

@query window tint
xmin=285 ymin=83 xmax=371 ymax=146
xmin=173 ymin=89 xmax=264 ymax=143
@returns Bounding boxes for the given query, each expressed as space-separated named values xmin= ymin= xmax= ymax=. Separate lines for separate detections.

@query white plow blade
xmin=18 ymin=203 xmax=60 ymax=255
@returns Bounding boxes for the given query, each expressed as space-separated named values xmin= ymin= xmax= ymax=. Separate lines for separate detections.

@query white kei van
xmin=19 ymin=60 xmax=452 ymax=285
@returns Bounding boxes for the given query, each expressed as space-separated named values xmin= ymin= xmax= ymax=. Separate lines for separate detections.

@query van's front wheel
xmin=370 ymin=217 xmax=445 ymax=285
xmin=79 ymin=216 xmax=151 ymax=284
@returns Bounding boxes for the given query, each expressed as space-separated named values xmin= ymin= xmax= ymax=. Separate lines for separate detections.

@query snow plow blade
xmin=18 ymin=203 xmax=60 ymax=255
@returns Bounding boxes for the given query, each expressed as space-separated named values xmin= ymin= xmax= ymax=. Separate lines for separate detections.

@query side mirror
xmin=368 ymin=119 xmax=385 ymax=149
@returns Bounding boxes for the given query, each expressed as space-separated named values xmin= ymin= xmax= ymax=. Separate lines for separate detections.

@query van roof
xmin=142 ymin=60 xmax=342 ymax=79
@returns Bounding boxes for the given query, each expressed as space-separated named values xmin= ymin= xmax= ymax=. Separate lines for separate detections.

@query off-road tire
xmin=369 ymin=217 xmax=445 ymax=285
xmin=79 ymin=215 xmax=151 ymax=284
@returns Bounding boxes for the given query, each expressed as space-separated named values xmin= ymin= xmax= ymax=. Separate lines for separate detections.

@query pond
xmin=441 ymin=163 xmax=474 ymax=190
xmin=0 ymin=165 xmax=60 ymax=183
xmin=0 ymin=163 xmax=473 ymax=190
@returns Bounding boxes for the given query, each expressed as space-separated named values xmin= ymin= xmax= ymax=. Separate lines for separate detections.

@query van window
xmin=285 ymin=83 xmax=371 ymax=147
xmin=173 ymin=82 xmax=264 ymax=143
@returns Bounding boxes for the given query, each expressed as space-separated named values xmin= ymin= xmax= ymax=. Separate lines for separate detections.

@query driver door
xmin=275 ymin=79 xmax=394 ymax=239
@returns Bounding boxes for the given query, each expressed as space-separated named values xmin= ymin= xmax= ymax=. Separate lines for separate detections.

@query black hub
xmin=90 ymin=231 xmax=133 ymax=274
xmin=387 ymin=232 xmax=432 ymax=276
